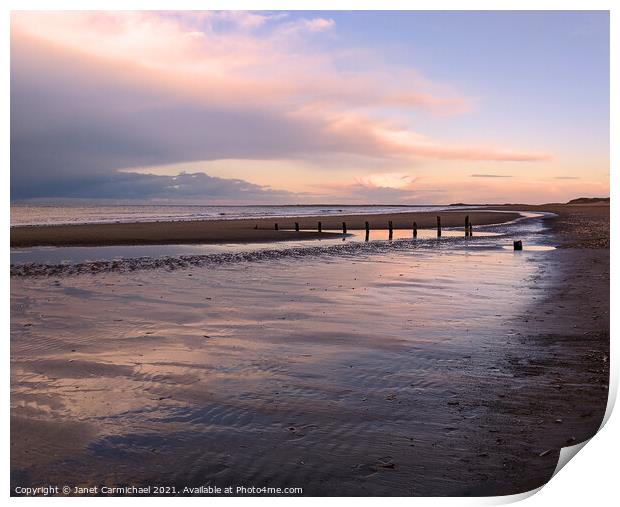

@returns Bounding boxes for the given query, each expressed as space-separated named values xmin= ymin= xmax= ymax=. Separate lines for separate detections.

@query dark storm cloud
xmin=10 ymin=171 xmax=296 ymax=202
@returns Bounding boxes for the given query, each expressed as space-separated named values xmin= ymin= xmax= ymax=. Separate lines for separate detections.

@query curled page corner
xmin=478 ymin=485 xmax=544 ymax=506
xmin=552 ymin=440 xmax=590 ymax=478
xmin=488 ymin=443 xmax=589 ymax=507
xmin=486 ymin=386 xmax=615 ymax=506
xmin=545 ymin=384 xmax=616 ymax=490
xmin=495 ymin=486 xmax=544 ymax=505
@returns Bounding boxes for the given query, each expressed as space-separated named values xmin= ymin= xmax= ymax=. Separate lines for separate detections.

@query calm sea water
xmin=10 ymin=204 xmax=472 ymax=226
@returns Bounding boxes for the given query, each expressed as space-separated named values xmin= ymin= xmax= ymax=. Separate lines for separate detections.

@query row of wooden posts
xmin=272 ymin=215 xmax=475 ymax=238
xmin=271 ymin=215 xmax=526 ymax=249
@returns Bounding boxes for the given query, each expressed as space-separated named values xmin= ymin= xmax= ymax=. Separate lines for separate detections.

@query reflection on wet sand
xmin=11 ymin=243 xmax=548 ymax=495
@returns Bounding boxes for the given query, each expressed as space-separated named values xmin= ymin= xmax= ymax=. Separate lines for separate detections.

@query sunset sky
xmin=10 ymin=10 xmax=610 ymax=204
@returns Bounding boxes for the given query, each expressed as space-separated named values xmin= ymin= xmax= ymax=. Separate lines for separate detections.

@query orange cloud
xmin=357 ymin=173 xmax=416 ymax=189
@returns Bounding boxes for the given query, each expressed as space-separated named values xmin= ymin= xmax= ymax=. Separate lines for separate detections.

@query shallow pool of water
xmin=11 ymin=229 xmax=500 ymax=265
xmin=502 ymin=244 xmax=556 ymax=251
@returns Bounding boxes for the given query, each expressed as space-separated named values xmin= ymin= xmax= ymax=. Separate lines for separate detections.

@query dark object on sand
xmin=318 ymin=221 xmax=322 ymax=233
xmin=388 ymin=220 xmax=393 ymax=240
xmin=413 ymin=221 xmax=418 ymax=238
xmin=342 ymin=222 xmax=347 ymax=234
xmin=465 ymin=215 xmax=470 ymax=236
xmin=514 ymin=240 xmax=523 ymax=250
xmin=365 ymin=221 xmax=370 ymax=241
xmin=469 ymin=222 xmax=473 ymax=236
xmin=437 ymin=216 xmax=442 ymax=237
xmin=274 ymin=223 xmax=278 ymax=231
xmin=295 ymin=222 xmax=299 ymax=232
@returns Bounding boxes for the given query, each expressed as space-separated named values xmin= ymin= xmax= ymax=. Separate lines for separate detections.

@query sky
xmin=10 ymin=10 xmax=610 ymax=204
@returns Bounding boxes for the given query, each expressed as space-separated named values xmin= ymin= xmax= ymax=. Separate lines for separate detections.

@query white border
xmin=3 ymin=1 xmax=616 ymax=505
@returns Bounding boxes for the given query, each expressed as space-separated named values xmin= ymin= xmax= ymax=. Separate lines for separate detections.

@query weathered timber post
xmin=342 ymin=222 xmax=347 ymax=234
xmin=295 ymin=222 xmax=299 ymax=232
xmin=465 ymin=215 xmax=470 ymax=236
xmin=365 ymin=221 xmax=370 ymax=242
xmin=437 ymin=216 xmax=442 ymax=237
xmin=514 ymin=240 xmax=523 ymax=251
xmin=318 ymin=221 xmax=322 ymax=233
xmin=388 ymin=220 xmax=393 ymax=240
xmin=275 ymin=223 xmax=278 ymax=231
xmin=413 ymin=221 xmax=418 ymax=238
xmin=469 ymin=223 xmax=473 ymax=236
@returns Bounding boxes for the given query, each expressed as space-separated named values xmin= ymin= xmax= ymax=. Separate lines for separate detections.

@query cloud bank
xmin=16 ymin=171 xmax=297 ymax=203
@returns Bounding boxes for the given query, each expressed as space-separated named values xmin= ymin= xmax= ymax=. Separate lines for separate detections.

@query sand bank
xmin=10 ymin=210 xmax=520 ymax=248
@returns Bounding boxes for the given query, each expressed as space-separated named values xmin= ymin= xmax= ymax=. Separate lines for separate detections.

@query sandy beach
xmin=10 ymin=204 xmax=609 ymax=496
xmin=10 ymin=210 xmax=521 ymax=248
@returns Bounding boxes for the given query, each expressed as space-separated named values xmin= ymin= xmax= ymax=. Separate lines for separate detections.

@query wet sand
xmin=489 ymin=203 xmax=610 ymax=249
xmin=10 ymin=206 xmax=609 ymax=496
xmin=469 ymin=247 xmax=609 ymax=494
xmin=10 ymin=210 xmax=520 ymax=247
xmin=466 ymin=203 xmax=609 ymax=494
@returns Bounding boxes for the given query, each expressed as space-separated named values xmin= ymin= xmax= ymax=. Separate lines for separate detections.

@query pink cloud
xmin=278 ymin=16 xmax=336 ymax=34
xmin=11 ymin=11 xmax=552 ymax=168
xmin=10 ymin=11 xmax=465 ymax=115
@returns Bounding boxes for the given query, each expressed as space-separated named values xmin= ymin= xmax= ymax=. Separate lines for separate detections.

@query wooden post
xmin=318 ymin=221 xmax=322 ymax=233
xmin=465 ymin=215 xmax=470 ymax=236
xmin=275 ymin=223 xmax=278 ymax=231
xmin=413 ymin=221 xmax=418 ymax=238
xmin=469 ymin=223 xmax=473 ymax=236
xmin=437 ymin=216 xmax=442 ymax=237
xmin=295 ymin=222 xmax=299 ymax=232
xmin=514 ymin=240 xmax=523 ymax=251
xmin=365 ymin=221 xmax=370 ymax=242
xmin=342 ymin=222 xmax=347 ymax=234
xmin=388 ymin=220 xmax=393 ymax=240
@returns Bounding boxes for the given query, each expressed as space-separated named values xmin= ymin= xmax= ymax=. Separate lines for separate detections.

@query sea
xmin=10 ymin=203 xmax=473 ymax=227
